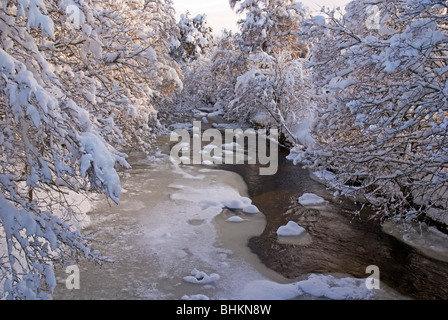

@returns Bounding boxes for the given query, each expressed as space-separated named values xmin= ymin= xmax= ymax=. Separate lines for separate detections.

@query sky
xmin=172 ymin=0 xmax=352 ymax=35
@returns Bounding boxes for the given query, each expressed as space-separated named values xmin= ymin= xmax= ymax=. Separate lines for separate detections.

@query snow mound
xmin=183 ymin=268 xmax=220 ymax=285
xmin=277 ymin=221 xmax=306 ymax=237
xmin=226 ymin=216 xmax=245 ymax=223
xmin=171 ymin=178 xmax=260 ymax=214
xmin=298 ymin=193 xmax=327 ymax=206
xmin=297 ymin=274 xmax=373 ymax=300
xmin=242 ymin=204 xmax=259 ymax=214
xmin=240 ymin=274 xmax=374 ymax=300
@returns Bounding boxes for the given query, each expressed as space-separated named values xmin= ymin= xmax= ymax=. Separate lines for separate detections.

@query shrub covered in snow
xmin=212 ymin=0 xmax=315 ymax=146
xmin=0 ymin=0 xmax=182 ymax=300
xmin=298 ymin=0 xmax=448 ymax=225
xmin=170 ymin=12 xmax=215 ymax=65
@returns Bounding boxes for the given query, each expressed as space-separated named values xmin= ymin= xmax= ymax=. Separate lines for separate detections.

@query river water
xmin=221 ymin=147 xmax=448 ymax=300
xmin=53 ymin=143 xmax=290 ymax=300
xmin=52 ymin=123 xmax=448 ymax=300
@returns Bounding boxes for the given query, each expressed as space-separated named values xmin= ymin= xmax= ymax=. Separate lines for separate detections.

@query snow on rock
xmin=276 ymin=221 xmax=306 ymax=237
xmin=239 ymin=273 xmax=379 ymax=300
xmin=298 ymin=193 xmax=327 ymax=206
xmin=226 ymin=216 xmax=246 ymax=223
xmin=170 ymin=170 xmax=260 ymax=214
xmin=242 ymin=204 xmax=259 ymax=214
xmin=183 ymin=268 xmax=220 ymax=285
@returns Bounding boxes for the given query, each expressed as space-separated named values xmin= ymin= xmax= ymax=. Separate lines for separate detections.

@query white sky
xmin=172 ymin=0 xmax=352 ymax=35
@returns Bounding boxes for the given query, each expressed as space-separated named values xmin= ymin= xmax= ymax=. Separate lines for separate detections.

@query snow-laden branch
xmin=297 ymin=0 xmax=448 ymax=224
xmin=1 ymin=0 xmax=183 ymax=299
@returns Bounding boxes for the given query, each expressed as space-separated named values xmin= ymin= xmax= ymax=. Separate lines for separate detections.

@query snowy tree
xmin=180 ymin=57 xmax=216 ymax=108
xmin=171 ymin=12 xmax=215 ymax=65
xmin=143 ymin=0 xmax=184 ymax=99
xmin=211 ymin=30 xmax=247 ymax=112
xmin=0 ymin=0 xmax=182 ymax=299
xmin=212 ymin=0 xmax=313 ymax=145
xmin=297 ymin=0 xmax=448 ymax=225
xmin=227 ymin=51 xmax=314 ymax=145
xmin=41 ymin=0 xmax=183 ymax=149
xmin=230 ymin=0 xmax=309 ymax=58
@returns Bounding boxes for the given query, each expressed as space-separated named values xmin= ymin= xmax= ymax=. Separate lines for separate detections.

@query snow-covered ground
xmin=51 ymin=150 xmax=407 ymax=300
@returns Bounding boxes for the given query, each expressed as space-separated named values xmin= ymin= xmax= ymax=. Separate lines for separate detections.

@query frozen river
xmin=52 ymin=133 xmax=448 ymax=300
xmin=52 ymin=139 xmax=406 ymax=300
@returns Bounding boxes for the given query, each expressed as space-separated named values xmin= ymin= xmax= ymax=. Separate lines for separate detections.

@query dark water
xmin=165 ymin=110 xmax=448 ymax=300
xmin=218 ymin=147 xmax=448 ymax=300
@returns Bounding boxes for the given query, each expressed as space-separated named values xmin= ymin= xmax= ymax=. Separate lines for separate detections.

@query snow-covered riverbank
xmin=52 ymin=146 xmax=408 ymax=300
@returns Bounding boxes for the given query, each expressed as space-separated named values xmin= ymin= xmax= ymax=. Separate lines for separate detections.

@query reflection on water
xmin=220 ymin=147 xmax=448 ymax=300
xmin=52 ymin=149 xmax=288 ymax=300
xmin=52 ymin=133 xmax=448 ymax=300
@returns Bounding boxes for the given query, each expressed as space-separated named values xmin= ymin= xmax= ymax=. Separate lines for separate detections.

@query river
xmin=52 ymin=116 xmax=448 ymax=300
xmin=221 ymin=147 xmax=448 ymax=300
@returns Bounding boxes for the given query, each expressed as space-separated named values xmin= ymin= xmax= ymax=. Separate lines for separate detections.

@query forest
xmin=0 ymin=0 xmax=447 ymax=299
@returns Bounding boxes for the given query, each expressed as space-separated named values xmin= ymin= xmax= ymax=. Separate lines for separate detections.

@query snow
xmin=242 ymin=204 xmax=259 ymax=214
xmin=291 ymin=116 xmax=316 ymax=149
xmin=51 ymin=152 xmax=407 ymax=301
xmin=382 ymin=221 xmax=448 ymax=263
xmin=296 ymin=273 xmax=373 ymax=300
xmin=170 ymin=177 xmax=260 ymax=214
xmin=169 ymin=122 xmax=193 ymax=130
xmin=239 ymin=273 xmax=385 ymax=300
xmin=0 ymin=194 xmax=18 ymax=236
xmin=79 ymin=131 xmax=129 ymax=204
xmin=0 ymin=48 xmax=16 ymax=75
xmin=312 ymin=15 xmax=326 ymax=27
xmin=277 ymin=221 xmax=306 ymax=237
xmin=183 ymin=268 xmax=220 ymax=285
xmin=298 ymin=193 xmax=327 ymax=206
xmin=226 ymin=216 xmax=245 ymax=223
xmin=27 ymin=3 xmax=55 ymax=39
xmin=239 ymin=280 xmax=301 ymax=300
